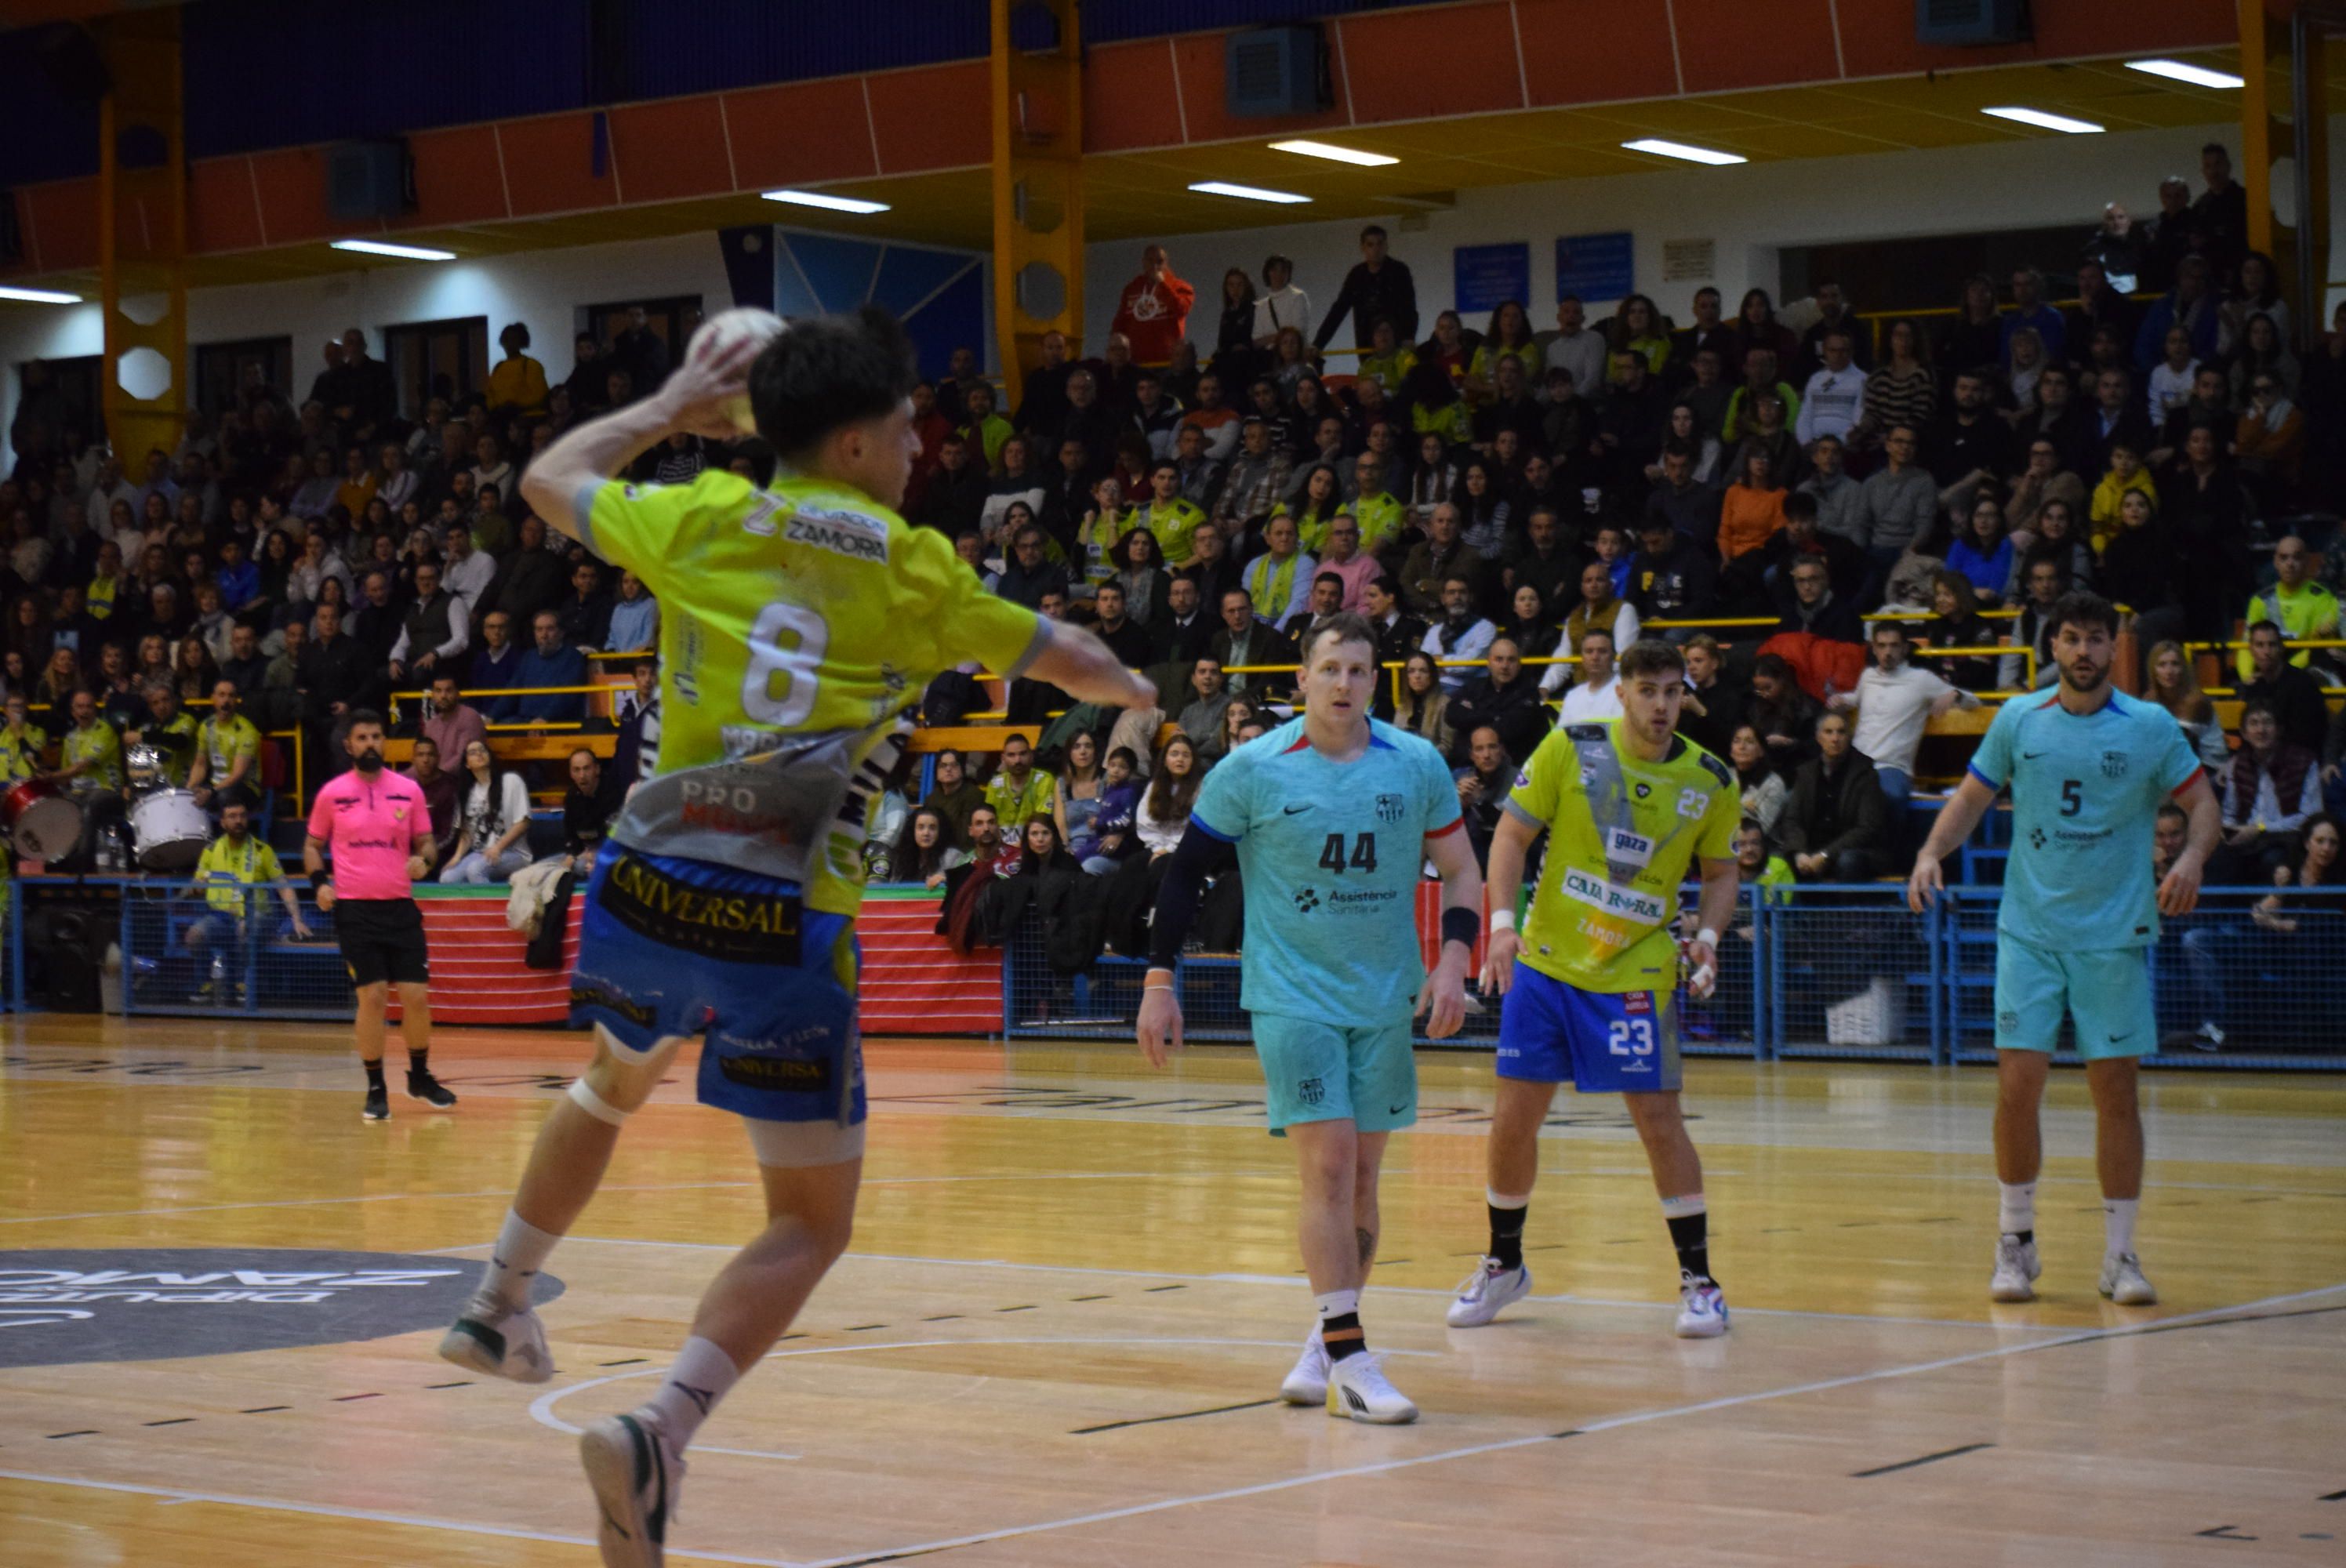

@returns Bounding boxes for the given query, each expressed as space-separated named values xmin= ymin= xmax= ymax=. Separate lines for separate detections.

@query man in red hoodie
xmin=1112 ymin=244 xmax=1196 ymax=366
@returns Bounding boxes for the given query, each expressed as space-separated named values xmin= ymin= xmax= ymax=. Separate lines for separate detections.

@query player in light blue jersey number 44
xmin=1909 ymin=591 xmax=2219 ymax=1310
xmin=1136 ymin=612 xmax=1485 ymax=1426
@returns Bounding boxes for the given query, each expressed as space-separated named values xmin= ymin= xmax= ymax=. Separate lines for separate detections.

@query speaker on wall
xmin=1916 ymin=0 xmax=2030 ymax=46
xmin=325 ymin=141 xmax=412 ymax=221
xmin=1226 ymin=26 xmax=1327 ymax=118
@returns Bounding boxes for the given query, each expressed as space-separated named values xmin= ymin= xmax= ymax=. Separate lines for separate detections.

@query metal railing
xmin=995 ymin=882 xmax=2341 ymax=1071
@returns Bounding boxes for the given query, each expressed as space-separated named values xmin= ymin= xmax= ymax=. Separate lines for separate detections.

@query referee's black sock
xmin=364 ymin=1061 xmax=385 ymax=1091
xmin=408 ymin=1048 xmax=430 ymax=1078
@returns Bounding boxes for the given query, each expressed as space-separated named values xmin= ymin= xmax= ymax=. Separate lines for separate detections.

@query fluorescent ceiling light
xmin=2125 ymin=58 xmax=2245 ymax=89
xmin=1620 ymin=138 xmax=1745 ymax=166
xmin=0 ymin=285 xmax=83 ymax=304
xmin=1187 ymin=180 xmax=1311 ymax=204
xmin=1981 ymin=106 xmax=2104 ymax=135
xmin=329 ymin=238 xmax=456 ymax=261
xmin=1269 ymin=139 xmax=1397 ymax=167
xmin=762 ymin=189 xmax=890 ymax=214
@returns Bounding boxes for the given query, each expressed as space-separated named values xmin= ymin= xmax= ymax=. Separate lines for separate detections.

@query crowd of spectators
xmin=0 ymin=314 xmax=681 ymax=883
xmin=874 ymin=146 xmax=2343 ymax=1025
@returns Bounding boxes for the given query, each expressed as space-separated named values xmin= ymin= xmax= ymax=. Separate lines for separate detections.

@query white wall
xmin=0 ymin=229 xmax=733 ymax=446
xmin=1082 ymin=119 xmax=2346 ymax=347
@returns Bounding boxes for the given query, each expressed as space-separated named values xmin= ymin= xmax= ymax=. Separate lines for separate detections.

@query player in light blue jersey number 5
xmin=1136 ymin=612 xmax=1485 ymax=1425
xmin=1909 ymin=591 xmax=2220 ymax=1309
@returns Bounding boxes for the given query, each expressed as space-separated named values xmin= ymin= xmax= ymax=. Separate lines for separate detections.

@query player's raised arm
xmin=1420 ymin=821 xmax=1484 ymax=1037
xmin=1020 ymin=619 xmax=1157 ymax=712
xmin=1908 ymin=771 xmax=1999 ymax=912
xmin=520 ymin=332 xmax=764 ymax=541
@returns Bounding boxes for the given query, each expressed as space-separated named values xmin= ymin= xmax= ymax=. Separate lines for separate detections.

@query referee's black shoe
xmin=407 ymin=1068 xmax=459 ymax=1109
xmin=363 ymin=1081 xmax=390 ymax=1121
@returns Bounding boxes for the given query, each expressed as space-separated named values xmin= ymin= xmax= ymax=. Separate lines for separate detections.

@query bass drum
xmin=129 ymin=788 xmax=211 ymax=871
xmin=5 ymin=776 xmax=85 ymax=860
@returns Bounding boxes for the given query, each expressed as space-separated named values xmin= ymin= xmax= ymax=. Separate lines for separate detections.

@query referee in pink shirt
xmin=303 ymin=710 xmax=456 ymax=1122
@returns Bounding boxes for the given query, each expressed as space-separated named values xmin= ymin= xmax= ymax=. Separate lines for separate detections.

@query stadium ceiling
xmin=0 ymin=42 xmax=2297 ymax=298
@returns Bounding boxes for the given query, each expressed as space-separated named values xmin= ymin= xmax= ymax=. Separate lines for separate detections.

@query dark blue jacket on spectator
xmin=218 ymin=560 xmax=260 ymax=608
xmin=512 ymin=644 xmax=588 ymax=724
xmin=2132 ymin=289 xmax=2220 ymax=372
xmin=473 ymin=641 xmax=525 ymax=721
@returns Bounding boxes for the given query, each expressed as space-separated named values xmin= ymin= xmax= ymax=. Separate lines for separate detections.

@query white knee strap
xmin=567 ymin=1077 xmax=631 ymax=1127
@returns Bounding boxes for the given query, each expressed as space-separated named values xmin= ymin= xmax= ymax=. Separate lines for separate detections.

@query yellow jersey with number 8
xmin=579 ymin=469 xmax=1043 ymax=916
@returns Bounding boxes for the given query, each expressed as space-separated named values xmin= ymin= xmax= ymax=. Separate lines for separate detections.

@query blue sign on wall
xmin=1555 ymin=231 xmax=1634 ymax=305
xmin=1453 ymin=242 xmax=1531 ymax=314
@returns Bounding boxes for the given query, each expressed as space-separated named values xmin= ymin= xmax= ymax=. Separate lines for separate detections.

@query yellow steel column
xmin=990 ymin=0 xmax=1084 ymax=411
xmin=2239 ymin=0 xmax=2331 ymax=343
xmin=97 ymin=7 xmax=188 ymax=469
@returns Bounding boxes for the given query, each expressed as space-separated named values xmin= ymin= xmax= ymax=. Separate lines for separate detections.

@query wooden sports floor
xmin=2 ymin=1016 xmax=2341 ymax=1567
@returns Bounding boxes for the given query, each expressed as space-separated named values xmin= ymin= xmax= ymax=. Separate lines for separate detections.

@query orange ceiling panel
xmin=1836 ymin=0 xmax=2232 ymax=78
xmin=866 ymin=61 xmax=989 ymax=175
xmin=1516 ymin=0 xmax=1680 ymax=107
xmin=1338 ymin=4 xmax=1525 ymax=123
xmin=245 ymin=146 xmax=337 ymax=245
xmin=399 ymin=125 xmax=512 ymax=229
xmin=19 ymin=180 xmax=100 ymax=274
xmin=185 ymin=156 xmax=263 ymax=252
xmin=496 ymin=112 xmax=617 ymax=220
xmin=608 ymin=95 xmax=734 ymax=205
xmin=1669 ymin=0 xmax=1842 ymax=95
xmin=723 ymin=77 xmax=879 ymax=191
xmin=1084 ymin=40 xmax=1189 ymax=151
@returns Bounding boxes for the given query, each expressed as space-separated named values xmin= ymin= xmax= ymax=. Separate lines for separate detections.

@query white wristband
xmin=1694 ymin=927 xmax=1720 ymax=949
xmin=1489 ymin=909 xmax=1516 ymax=933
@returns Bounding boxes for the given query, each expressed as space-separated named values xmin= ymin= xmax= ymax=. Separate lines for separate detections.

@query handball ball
xmin=687 ymin=307 xmax=786 ymax=434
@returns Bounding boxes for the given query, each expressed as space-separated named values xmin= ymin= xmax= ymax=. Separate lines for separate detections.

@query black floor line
xmin=238 ymin=1406 xmax=289 ymax=1414
xmin=596 ymin=1358 xmax=648 ymax=1368
xmin=1070 ymin=1294 xmax=1109 ymax=1301
xmin=921 ymin=1315 xmax=962 ymax=1323
xmin=996 ymin=1305 xmax=1037 ymax=1312
xmin=331 ymin=1392 xmax=381 ymax=1403
xmin=844 ymin=1324 xmax=889 ymax=1333
xmin=426 ymin=1381 xmax=473 ymax=1389
xmin=141 ymin=1418 xmax=194 ymax=1428
xmin=1070 ymin=1397 xmax=1282 ymax=1436
xmin=45 ymin=1431 xmax=96 ymax=1439
xmin=2321 ymin=1487 xmax=2346 ymax=1502
xmin=1852 ymin=1441 xmax=1994 ymax=1478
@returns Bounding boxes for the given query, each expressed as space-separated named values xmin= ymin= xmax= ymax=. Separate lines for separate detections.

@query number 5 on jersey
xmin=1318 ymin=832 xmax=1378 ymax=875
xmin=743 ymin=603 xmax=828 ymax=726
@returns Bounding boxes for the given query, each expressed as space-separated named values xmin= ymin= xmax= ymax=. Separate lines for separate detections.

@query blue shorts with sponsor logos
xmin=570 ymin=842 xmax=864 ymax=1127
xmin=1494 ymin=963 xmax=1682 ymax=1094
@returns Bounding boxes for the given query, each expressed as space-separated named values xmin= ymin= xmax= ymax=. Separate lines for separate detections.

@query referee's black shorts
xmin=334 ymin=898 xmax=430 ymax=988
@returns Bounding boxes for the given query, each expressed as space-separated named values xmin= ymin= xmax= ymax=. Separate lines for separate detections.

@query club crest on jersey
xmin=1375 ymin=793 xmax=1405 ymax=823
xmin=2101 ymin=750 xmax=2129 ymax=779
xmin=1632 ymin=782 xmax=1651 ymax=800
xmin=1514 ymin=771 xmax=1531 ymax=789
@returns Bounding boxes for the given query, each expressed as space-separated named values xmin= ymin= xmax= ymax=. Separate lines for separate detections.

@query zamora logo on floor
xmin=0 ymin=1249 xmax=564 ymax=1368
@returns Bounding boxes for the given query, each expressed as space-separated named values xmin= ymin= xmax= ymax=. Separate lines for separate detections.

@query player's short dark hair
xmin=2246 ymin=618 xmax=2285 ymax=642
xmin=748 ymin=306 xmax=918 ymax=457
xmin=2046 ymin=590 xmax=2119 ymax=644
xmin=1300 ymin=611 xmax=1377 ymax=666
xmin=1360 ymin=224 xmax=1386 ymax=241
xmin=1313 ymin=571 xmax=1344 ymax=591
xmin=1617 ymin=638 xmax=1683 ymax=681
xmin=346 ymin=707 xmax=385 ymax=732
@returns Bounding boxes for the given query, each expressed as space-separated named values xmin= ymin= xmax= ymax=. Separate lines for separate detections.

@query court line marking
xmin=0 ymin=1467 xmax=801 ymax=1567
xmin=528 ymin=1338 xmax=1447 ymax=1457
xmin=0 ymin=1172 xmax=1283 ymax=1229
xmin=769 ymin=1282 xmax=2346 ymax=1568
xmin=546 ymin=1239 xmax=2075 ymax=1334
xmin=8 ymin=1290 xmax=2333 ymax=1566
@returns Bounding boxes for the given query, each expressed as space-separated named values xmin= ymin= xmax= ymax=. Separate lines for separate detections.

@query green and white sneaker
xmin=580 ymin=1410 xmax=685 ymax=1568
xmin=437 ymin=1293 xmax=554 ymax=1383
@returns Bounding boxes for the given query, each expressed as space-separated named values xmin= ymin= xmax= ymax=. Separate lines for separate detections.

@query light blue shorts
xmin=1252 ymin=1012 xmax=1417 ymax=1134
xmin=1994 ymin=938 xmax=2156 ymax=1059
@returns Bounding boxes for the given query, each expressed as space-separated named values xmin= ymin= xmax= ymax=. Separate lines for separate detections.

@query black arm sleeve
xmin=1148 ymin=825 xmax=1234 ymax=970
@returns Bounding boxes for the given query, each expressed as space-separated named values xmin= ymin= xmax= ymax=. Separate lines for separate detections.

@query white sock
xmin=1997 ymin=1181 xmax=2036 ymax=1237
xmin=2103 ymin=1197 xmax=2139 ymax=1260
xmin=640 ymin=1336 xmax=742 ymax=1449
xmin=1314 ymin=1288 xmax=1360 ymax=1323
xmin=481 ymin=1210 xmax=561 ymax=1310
